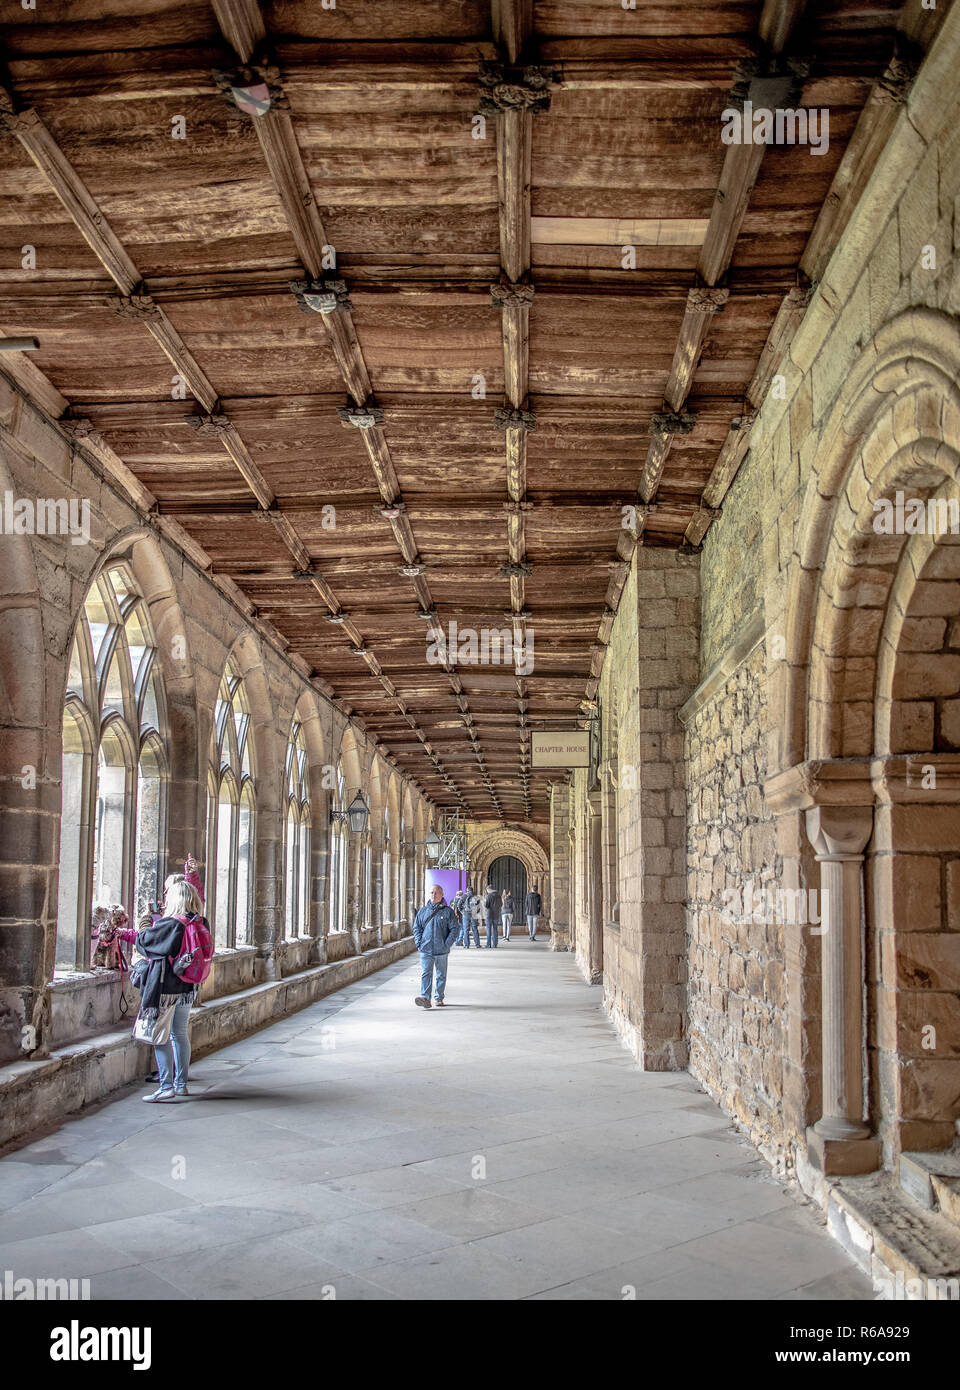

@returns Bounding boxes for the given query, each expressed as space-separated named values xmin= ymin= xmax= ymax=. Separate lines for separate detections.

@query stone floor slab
xmin=0 ymin=949 xmax=873 ymax=1300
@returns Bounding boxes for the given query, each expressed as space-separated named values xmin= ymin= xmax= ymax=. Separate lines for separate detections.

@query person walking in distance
xmin=525 ymin=883 xmax=542 ymax=941
xmin=451 ymin=887 xmax=468 ymax=946
xmin=460 ymin=887 xmax=482 ymax=950
xmin=500 ymin=889 xmax=515 ymax=942
xmin=412 ymin=883 xmax=460 ymax=1009
xmin=483 ymin=882 xmax=500 ymax=949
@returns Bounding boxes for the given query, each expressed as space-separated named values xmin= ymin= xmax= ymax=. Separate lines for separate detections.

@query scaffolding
xmin=435 ymin=810 xmax=469 ymax=884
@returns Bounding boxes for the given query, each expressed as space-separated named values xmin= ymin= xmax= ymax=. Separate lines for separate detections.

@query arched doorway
xmin=488 ymin=855 xmax=527 ymax=912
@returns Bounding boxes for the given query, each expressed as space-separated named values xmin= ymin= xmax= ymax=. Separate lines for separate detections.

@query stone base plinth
xmin=807 ymin=1125 xmax=882 ymax=1176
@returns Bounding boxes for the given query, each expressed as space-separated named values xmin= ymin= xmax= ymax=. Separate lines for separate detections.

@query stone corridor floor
xmin=0 ymin=945 xmax=874 ymax=1300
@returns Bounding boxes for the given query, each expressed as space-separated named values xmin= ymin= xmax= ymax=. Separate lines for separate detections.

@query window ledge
xmin=211 ymin=945 xmax=258 ymax=960
xmin=50 ymin=968 xmax=120 ymax=991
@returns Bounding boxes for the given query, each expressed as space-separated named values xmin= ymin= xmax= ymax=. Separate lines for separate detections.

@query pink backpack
xmin=169 ymin=913 xmax=214 ymax=985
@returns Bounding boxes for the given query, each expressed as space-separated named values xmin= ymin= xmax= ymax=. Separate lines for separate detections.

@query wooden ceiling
xmin=0 ymin=0 xmax=939 ymax=824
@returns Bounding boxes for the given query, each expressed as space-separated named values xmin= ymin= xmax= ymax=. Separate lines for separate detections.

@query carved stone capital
xmin=805 ymin=804 xmax=873 ymax=860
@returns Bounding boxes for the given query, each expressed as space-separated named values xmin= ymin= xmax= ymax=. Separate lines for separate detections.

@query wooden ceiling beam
xmin=0 ymin=81 xmax=472 ymax=812
xmin=0 ymin=268 xmax=805 ymax=308
xmin=209 ymin=0 xmax=496 ymax=812
xmin=687 ymin=32 xmax=924 ymax=550
xmin=490 ymin=0 xmax=539 ymax=817
xmin=603 ymin=0 xmax=815 ymax=689
xmin=0 ymin=86 xmax=280 ymax=512
xmin=491 ymin=0 xmax=533 ymax=65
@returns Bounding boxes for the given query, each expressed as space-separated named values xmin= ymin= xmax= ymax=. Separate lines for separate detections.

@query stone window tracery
xmin=284 ymin=720 xmax=311 ymax=939
xmin=206 ymin=659 xmax=255 ymax=949
xmin=56 ymin=562 xmax=168 ymax=972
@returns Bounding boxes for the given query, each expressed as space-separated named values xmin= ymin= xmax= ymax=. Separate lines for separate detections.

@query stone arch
xmin=780 ymin=309 xmax=960 ymax=770
xmin=218 ymin=629 xmax=276 ymax=809
xmin=336 ymin=725 xmax=364 ymax=796
xmin=470 ymin=828 xmax=548 ymax=888
xmin=776 ymin=309 xmax=960 ymax=1166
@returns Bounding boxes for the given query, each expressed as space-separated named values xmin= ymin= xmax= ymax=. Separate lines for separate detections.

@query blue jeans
xmin=485 ymin=914 xmax=498 ymax=948
xmin=462 ymin=914 xmax=480 ymax=948
xmin=419 ymin=951 xmax=448 ymax=1001
xmin=154 ymin=996 xmax=192 ymax=1091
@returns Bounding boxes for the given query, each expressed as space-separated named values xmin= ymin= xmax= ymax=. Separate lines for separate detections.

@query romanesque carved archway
xmin=469 ymin=829 xmax=549 ymax=897
xmin=771 ymin=308 xmax=960 ymax=1171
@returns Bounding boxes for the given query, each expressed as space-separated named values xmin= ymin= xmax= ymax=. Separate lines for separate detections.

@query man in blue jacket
xmin=412 ymin=883 xmax=461 ymax=1009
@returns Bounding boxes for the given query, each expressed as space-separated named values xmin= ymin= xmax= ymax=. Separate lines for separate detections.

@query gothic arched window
xmin=284 ymin=721 xmax=311 ymax=938
xmin=328 ymin=761 xmax=347 ymax=933
xmin=206 ymin=659 xmax=255 ymax=948
xmin=56 ymin=562 xmax=168 ymax=971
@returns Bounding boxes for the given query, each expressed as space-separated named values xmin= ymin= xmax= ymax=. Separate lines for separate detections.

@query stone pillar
xmin=347 ymin=833 xmax=362 ymax=955
xmin=254 ymin=816 xmax=282 ymax=981
xmin=548 ymin=782 xmax=570 ymax=950
xmin=587 ymin=792 xmax=603 ymax=983
xmin=805 ymin=804 xmax=881 ymax=1175
xmin=370 ymin=836 xmax=382 ymax=944
xmin=632 ymin=548 xmax=698 ymax=1068
xmin=600 ymin=761 xmax=620 ymax=930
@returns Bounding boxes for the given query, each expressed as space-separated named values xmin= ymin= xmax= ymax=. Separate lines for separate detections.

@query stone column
xmin=548 ymin=782 xmax=570 ymax=950
xmin=805 ymin=804 xmax=881 ymax=1175
xmin=347 ymin=833 xmax=362 ymax=955
xmin=587 ymin=791 xmax=603 ymax=983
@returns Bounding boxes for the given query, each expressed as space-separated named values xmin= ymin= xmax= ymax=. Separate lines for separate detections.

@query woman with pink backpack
xmin=116 ymin=859 xmax=213 ymax=1103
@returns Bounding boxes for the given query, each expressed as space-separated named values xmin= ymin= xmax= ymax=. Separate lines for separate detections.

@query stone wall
xmin=558 ymin=546 xmax=698 ymax=1067
xmin=683 ymin=638 xmax=788 ymax=1164
xmin=685 ymin=9 xmax=960 ymax=1183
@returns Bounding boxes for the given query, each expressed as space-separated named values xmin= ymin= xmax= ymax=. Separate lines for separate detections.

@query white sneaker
xmin=174 ymin=1086 xmax=190 ymax=1098
xmin=142 ymin=1088 xmax=176 ymax=1103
